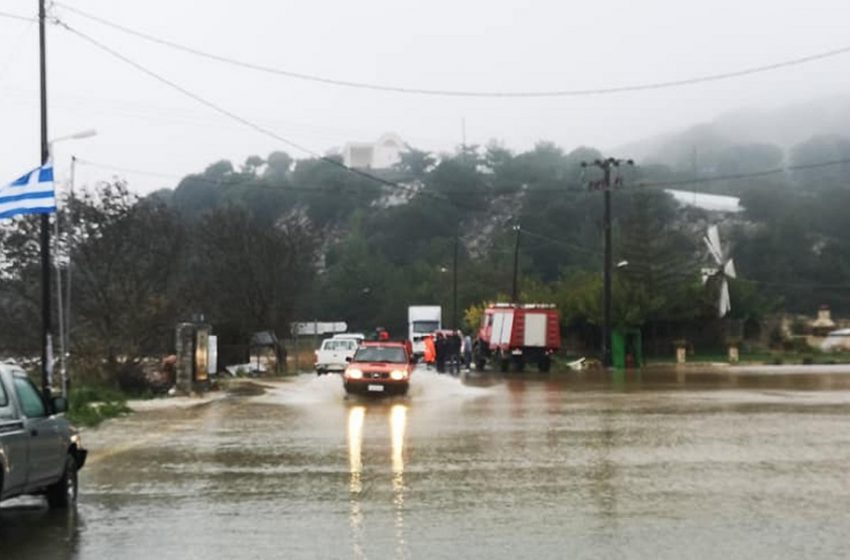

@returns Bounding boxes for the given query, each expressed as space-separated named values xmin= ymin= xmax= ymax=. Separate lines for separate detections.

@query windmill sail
xmin=703 ymin=225 xmax=735 ymax=317
xmin=718 ymin=279 xmax=731 ymax=318
xmin=704 ymin=225 xmax=724 ymax=265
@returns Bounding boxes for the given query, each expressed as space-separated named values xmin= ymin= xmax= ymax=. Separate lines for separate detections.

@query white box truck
xmin=408 ymin=306 xmax=442 ymax=359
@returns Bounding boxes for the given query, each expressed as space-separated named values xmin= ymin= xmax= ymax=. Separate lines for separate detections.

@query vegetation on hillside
xmin=2 ymin=131 xmax=849 ymax=383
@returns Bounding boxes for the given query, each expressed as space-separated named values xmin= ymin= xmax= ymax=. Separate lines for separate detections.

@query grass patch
xmin=67 ymin=385 xmax=132 ymax=428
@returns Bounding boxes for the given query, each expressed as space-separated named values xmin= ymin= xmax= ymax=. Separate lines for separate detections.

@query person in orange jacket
xmin=423 ymin=335 xmax=436 ymax=369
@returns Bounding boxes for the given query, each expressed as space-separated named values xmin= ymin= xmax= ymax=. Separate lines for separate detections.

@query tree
xmin=0 ymin=216 xmax=42 ymax=356
xmin=67 ymin=181 xmax=184 ymax=385
xmin=182 ymin=207 xmax=316 ymax=344
xmin=395 ymin=148 xmax=435 ymax=179
xmin=242 ymin=155 xmax=265 ymax=175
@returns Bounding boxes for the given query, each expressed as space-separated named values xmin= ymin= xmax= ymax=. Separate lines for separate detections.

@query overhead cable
xmin=55 ymin=19 xmax=451 ymax=205
xmin=54 ymin=2 xmax=850 ymax=99
xmin=636 ymin=158 xmax=850 ymax=189
xmin=73 ymin=158 xmax=388 ymax=195
xmin=0 ymin=10 xmax=36 ymax=23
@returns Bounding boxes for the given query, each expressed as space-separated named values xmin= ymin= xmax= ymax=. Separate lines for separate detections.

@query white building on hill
xmin=342 ymin=133 xmax=406 ymax=169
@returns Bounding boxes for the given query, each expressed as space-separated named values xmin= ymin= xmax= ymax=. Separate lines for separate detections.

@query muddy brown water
xmin=3 ymin=366 xmax=850 ymax=559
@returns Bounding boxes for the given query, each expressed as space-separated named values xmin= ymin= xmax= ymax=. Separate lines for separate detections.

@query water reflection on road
xmin=346 ymin=402 xmax=408 ymax=559
xmin=5 ymin=366 xmax=850 ymax=559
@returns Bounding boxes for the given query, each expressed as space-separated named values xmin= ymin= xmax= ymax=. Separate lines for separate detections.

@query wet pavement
xmin=4 ymin=365 xmax=850 ymax=559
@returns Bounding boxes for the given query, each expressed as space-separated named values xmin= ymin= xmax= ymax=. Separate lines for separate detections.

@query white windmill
xmin=701 ymin=225 xmax=737 ymax=317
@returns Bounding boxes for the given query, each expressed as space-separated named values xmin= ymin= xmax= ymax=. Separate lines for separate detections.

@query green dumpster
xmin=612 ymin=328 xmax=642 ymax=369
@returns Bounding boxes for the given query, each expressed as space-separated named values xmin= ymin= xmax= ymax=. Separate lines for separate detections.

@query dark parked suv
xmin=0 ymin=363 xmax=87 ymax=508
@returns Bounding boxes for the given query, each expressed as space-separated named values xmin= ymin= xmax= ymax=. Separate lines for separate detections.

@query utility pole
xmin=511 ymin=224 xmax=521 ymax=303
xmin=39 ymin=0 xmax=52 ymax=401
xmin=581 ymin=158 xmax=633 ymax=368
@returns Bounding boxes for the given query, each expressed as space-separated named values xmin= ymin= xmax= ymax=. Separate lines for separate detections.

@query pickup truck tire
xmin=46 ymin=453 xmax=78 ymax=509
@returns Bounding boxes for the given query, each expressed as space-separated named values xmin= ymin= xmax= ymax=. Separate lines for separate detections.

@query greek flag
xmin=0 ymin=163 xmax=56 ymax=219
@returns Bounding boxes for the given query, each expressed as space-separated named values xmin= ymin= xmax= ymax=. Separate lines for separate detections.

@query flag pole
xmin=39 ymin=0 xmax=53 ymax=401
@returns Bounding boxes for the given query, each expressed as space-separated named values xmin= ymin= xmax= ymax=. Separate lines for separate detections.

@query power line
xmin=0 ymin=15 xmax=36 ymax=82
xmin=636 ymin=158 xmax=850 ymax=189
xmin=54 ymin=19 xmax=455 ymax=207
xmin=0 ymin=11 xmax=36 ymax=23
xmin=519 ymin=227 xmax=602 ymax=257
xmin=69 ymin=168 xmax=850 ymax=292
xmin=491 ymin=157 xmax=850 ymax=194
xmin=72 ymin=158 xmax=394 ymax=196
xmin=54 ymin=2 xmax=850 ymax=99
xmin=71 ymin=158 xmax=490 ymax=214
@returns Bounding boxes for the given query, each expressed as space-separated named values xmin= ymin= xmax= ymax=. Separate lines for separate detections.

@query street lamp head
xmin=68 ymin=129 xmax=97 ymax=140
xmin=50 ymin=129 xmax=98 ymax=145
xmin=48 ymin=129 xmax=99 ymax=158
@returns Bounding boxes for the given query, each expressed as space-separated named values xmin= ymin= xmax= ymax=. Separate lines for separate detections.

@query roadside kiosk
xmin=175 ymin=320 xmax=213 ymax=394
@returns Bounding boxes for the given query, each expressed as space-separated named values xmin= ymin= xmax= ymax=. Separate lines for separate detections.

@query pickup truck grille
xmin=365 ymin=371 xmax=389 ymax=379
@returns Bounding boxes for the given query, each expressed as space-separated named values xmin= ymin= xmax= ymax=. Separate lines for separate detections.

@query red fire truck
xmin=473 ymin=303 xmax=561 ymax=372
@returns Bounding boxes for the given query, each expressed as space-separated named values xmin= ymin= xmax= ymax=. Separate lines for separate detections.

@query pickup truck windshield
xmin=13 ymin=376 xmax=46 ymax=417
xmin=353 ymin=347 xmax=407 ymax=363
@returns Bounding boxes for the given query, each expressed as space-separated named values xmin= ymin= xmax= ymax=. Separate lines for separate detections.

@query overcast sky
xmin=2 ymin=0 xmax=850 ymax=194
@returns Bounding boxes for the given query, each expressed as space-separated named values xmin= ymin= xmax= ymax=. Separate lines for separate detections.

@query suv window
xmin=13 ymin=377 xmax=46 ymax=418
xmin=0 ymin=378 xmax=8 ymax=407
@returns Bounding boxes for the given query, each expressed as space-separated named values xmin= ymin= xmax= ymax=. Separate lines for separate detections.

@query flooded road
xmin=4 ymin=366 xmax=850 ymax=559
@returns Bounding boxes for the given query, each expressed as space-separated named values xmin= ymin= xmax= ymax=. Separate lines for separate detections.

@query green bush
xmin=67 ymin=385 xmax=131 ymax=428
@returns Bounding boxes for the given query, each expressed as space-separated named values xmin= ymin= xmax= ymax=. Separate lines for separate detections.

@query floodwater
xmin=4 ymin=365 xmax=850 ymax=559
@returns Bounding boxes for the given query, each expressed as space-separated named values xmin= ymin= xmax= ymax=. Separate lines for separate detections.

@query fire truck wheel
xmin=512 ymin=356 xmax=525 ymax=373
xmin=538 ymin=356 xmax=551 ymax=373
xmin=498 ymin=354 xmax=509 ymax=373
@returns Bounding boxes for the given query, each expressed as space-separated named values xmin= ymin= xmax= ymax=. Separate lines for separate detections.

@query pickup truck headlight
xmin=346 ymin=368 xmax=363 ymax=379
xmin=389 ymin=369 xmax=407 ymax=381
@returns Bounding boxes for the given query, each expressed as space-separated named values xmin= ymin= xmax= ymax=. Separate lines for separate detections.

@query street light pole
xmin=63 ymin=155 xmax=76 ymax=397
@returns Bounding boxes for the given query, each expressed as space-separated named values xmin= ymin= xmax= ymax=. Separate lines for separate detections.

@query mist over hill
xmin=619 ymin=94 xmax=850 ymax=171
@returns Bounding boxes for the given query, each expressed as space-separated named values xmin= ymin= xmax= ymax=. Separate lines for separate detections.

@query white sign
xmin=291 ymin=322 xmax=348 ymax=336
xmin=208 ymin=335 xmax=218 ymax=374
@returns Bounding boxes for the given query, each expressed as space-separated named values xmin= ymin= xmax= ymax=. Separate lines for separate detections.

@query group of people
xmin=422 ymin=330 xmax=473 ymax=374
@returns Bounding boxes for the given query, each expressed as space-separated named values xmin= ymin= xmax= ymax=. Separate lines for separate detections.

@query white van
xmin=314 ymin=336 xmax=361 ymax=375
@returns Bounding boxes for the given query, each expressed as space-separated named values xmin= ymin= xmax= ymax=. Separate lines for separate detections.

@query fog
xmin=2 ymin=0 xmax=850 ymax=193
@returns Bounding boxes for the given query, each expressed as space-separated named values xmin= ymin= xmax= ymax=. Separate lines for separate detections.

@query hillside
xmin=619 ymin=94 xmax=850 ymax=171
